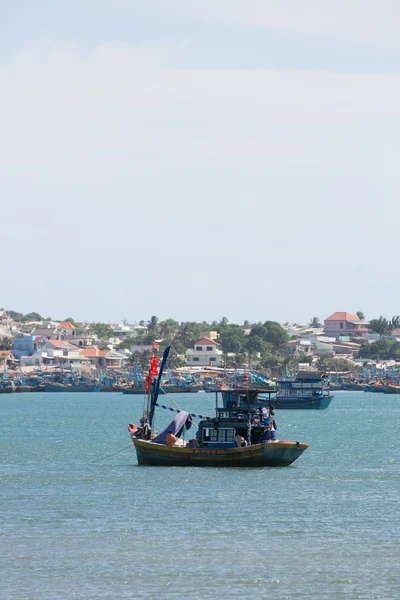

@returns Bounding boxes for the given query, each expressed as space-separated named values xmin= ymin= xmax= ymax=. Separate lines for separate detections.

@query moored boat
xmin=122 ymin=383 xmax=203 ymax=395
xmin=45 ymin=383 xmax=100 ymax=392
xmin=273 ymin=370 xmax=333 ymax=409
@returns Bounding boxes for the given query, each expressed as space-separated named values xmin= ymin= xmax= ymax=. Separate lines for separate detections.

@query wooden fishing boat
xmin=133 ymin=437 xmax=307 ymax=467
xmin=129 ymin=347 xmax=308 ymax=468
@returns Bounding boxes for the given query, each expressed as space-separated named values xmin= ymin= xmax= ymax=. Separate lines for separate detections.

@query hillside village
xmin=1 ymin=309 xmax=400 ymax=374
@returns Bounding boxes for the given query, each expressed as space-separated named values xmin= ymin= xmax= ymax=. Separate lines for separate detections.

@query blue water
xmin=1 ymin=391 xmax=399 ymax=599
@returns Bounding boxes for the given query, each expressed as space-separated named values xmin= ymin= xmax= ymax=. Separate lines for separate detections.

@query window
xmin=193 ymin=357 xmax=200 ymax=362
xmin=340 ymin=323 xmax=343 ymax=329
xmin=210 ymin=357 xmax=216 ymax=362
xmin=206 ymin=346 xmax=213 ymax=351
xmin=196 ymin=346 xmax=202 ymax=351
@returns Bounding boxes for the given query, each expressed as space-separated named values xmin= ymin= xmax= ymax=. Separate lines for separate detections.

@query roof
xmin=57 ymin=321 xmax=75 ymax=330
xmin=46 ymin=339 xmax=76 ymax=349
xmin=31 ymin=326 xmax=57 ymax=335
xmin=325 ymin=312 xmax=360 ymax=322
xmin=392 ymin=329 xmax=400 ymax=336
xmin=81 ymin=347 xmax=109 ymax=357
xmin=195 ymin=337 xmax=219 ymax=346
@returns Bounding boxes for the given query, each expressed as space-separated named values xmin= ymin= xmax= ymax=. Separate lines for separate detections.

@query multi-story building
xmin=186 ymin=337 xmax=223 ymax=367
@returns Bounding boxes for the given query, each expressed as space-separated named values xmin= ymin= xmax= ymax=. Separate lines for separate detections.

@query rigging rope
xmin=91 ymin=443 xmax=134 ymax=463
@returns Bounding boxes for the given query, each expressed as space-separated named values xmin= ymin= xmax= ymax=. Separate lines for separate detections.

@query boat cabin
xmin=196 ymin=404 xmax=276 ymax=449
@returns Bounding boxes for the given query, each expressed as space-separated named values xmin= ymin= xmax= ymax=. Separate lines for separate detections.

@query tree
xmin=309 ymin=316 xmax=321 ymax=328
xmin=177 ymin=322 xmax=205 ymax=348
xmin=220 ymin=316 xmax=228 ymax=326
xmin=263 ymin=321 xmax=288 ymax=346
xmin=63 ymin=317 xmax=77 ymax=326
xmin=356 ymin=311 xmax=365 ymax=321
xmin=0 ymin=338 xmax=12 ymax=350
xmin=368 ymin=316 xmax=391 ymax=335
xmin=89 ymin=322 xmax=114 ymax=339
xmin=158 ymin=319 xmax=179 ymax=339
xmin=359 ymin=338 xmax=400 ymax=360
xmin=147 ymin=315 xmax=159 ymax=333
xmin=8 ymin=310 xmax=24 ymax=322
xmin=22 ymin=312 xmax=43 ymax=322
xmin=219 ymin=326 xmax=245 ymax=354
xmin=390 ymin=316 xmax=400 ymax=330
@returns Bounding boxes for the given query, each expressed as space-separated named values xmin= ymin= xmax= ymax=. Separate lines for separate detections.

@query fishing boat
xmin=273 ymin=370 xmax=333 ymax=409
xmin=45 ymin=382 xmax=100 ymax=392
xmin=122 ymin=383 xmax=202 ymax=395
xmin=129 ymin=347 xmax=308 ymax=467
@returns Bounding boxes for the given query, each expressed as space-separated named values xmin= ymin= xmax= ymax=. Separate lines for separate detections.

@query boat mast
xmin=148 ymin=345 xmax=171 ymax=429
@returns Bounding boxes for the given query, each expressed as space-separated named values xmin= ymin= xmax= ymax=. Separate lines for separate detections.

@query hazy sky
xmin=2 ymin=1 xmax=400 ymax=325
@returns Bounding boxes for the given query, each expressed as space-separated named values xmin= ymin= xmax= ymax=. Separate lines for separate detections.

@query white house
xmin=186 ymin=337 xmax=223 ymax=367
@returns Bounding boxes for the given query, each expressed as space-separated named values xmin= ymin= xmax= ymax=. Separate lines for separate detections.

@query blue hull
xmin=268 ymin=395 xmax=333 ymax=409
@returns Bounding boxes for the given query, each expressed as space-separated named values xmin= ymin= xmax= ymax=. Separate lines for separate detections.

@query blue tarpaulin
xmin=152 ymin=411 xmax=192 ymax=444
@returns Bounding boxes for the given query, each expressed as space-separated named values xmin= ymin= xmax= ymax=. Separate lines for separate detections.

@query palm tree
xmin=309 ymin=316 xmax=321 ymax=328
xmin=147 ymin=315 xmax=159 ymax=333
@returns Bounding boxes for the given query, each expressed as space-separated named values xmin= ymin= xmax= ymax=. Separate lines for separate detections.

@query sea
xmin=1 ymin=390 xmax=399 ymax=600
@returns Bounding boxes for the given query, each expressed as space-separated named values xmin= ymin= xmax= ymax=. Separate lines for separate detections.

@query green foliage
xmin=317 ymin=357 xmax=356 ymax=372
xmin=8 ymin=310 xmax=24 ymax=322
xmin=158 ymin=319 xmax=179 ymax=339
xmin=356 ymin=311 xmax=365 ymax=321
xmin=129 ymin=349 xmax=152 ymax=371
xmin=22 ymin=312 xmax=43 ymax=322
xmin=248 ymin=321 xmax=288 ymax=347
xmin=147 ymin=315 xmax=159 ymax=332
xmin=295 ymin=353 xmax=313 ymax=364
xmin=359 ymin=338 xmax=400 ymax=360
xmin=0 ymin=338 xmax=12 ymax=350
xmin=177 ymin=322 xmax=206 ymax=348
xmin=218 ymin=325 xmax=245 ymax=354
xmin=63 ymin=317 xmax=77 ymax=326
xmin=89 ymin=322 xmax=114 ymax=339
xmin=368 ymin=315 xmax=400 ymax=335
xmin=309 ymin=316 xmax=321 ymax=328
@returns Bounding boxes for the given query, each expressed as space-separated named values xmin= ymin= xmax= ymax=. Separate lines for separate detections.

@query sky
xmin=1 ymin=1 xmax=400 ymax=325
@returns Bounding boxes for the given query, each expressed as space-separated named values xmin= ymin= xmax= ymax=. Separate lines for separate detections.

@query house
xmin=80 ymin=347 xmax=126 ymax=368
xmin=392 ymin=329 xmax=400 ymax=342
xmin=30 ymin=323 xmax=61 ymax=340
xmin=285 ymin=338 xmax=313 ymax=356
xmin=55 ymin=321 xmax=77 ymax=339
xmin=21 ymin=345 xmax=88 ymax=366
xmin=323 ymin=312 xmax=368 ymax=340
xmin=314 ymin=341 xmax=334 ymax=357
xmin=130 ymin=344 xmax=153 ymax=355
xmin=186 ymin=337 xmax=223 ymax=367
xmin=12 ymin=335 xmax=47 ymax=359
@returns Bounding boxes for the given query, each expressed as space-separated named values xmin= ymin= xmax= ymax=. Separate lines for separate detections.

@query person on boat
xmin=235 ymin=434 xmax=248 ymax=448
xmin=166 ymin=430 xmax=177 ymax=446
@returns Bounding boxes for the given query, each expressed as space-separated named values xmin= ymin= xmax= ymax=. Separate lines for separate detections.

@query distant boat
xmin=45 ymin=383 xmax=100 ymax=392
xmin=273 ymin=371 xmax=333 ymax=409
xmin=122 ymin=383 xmax=203 ymax=395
